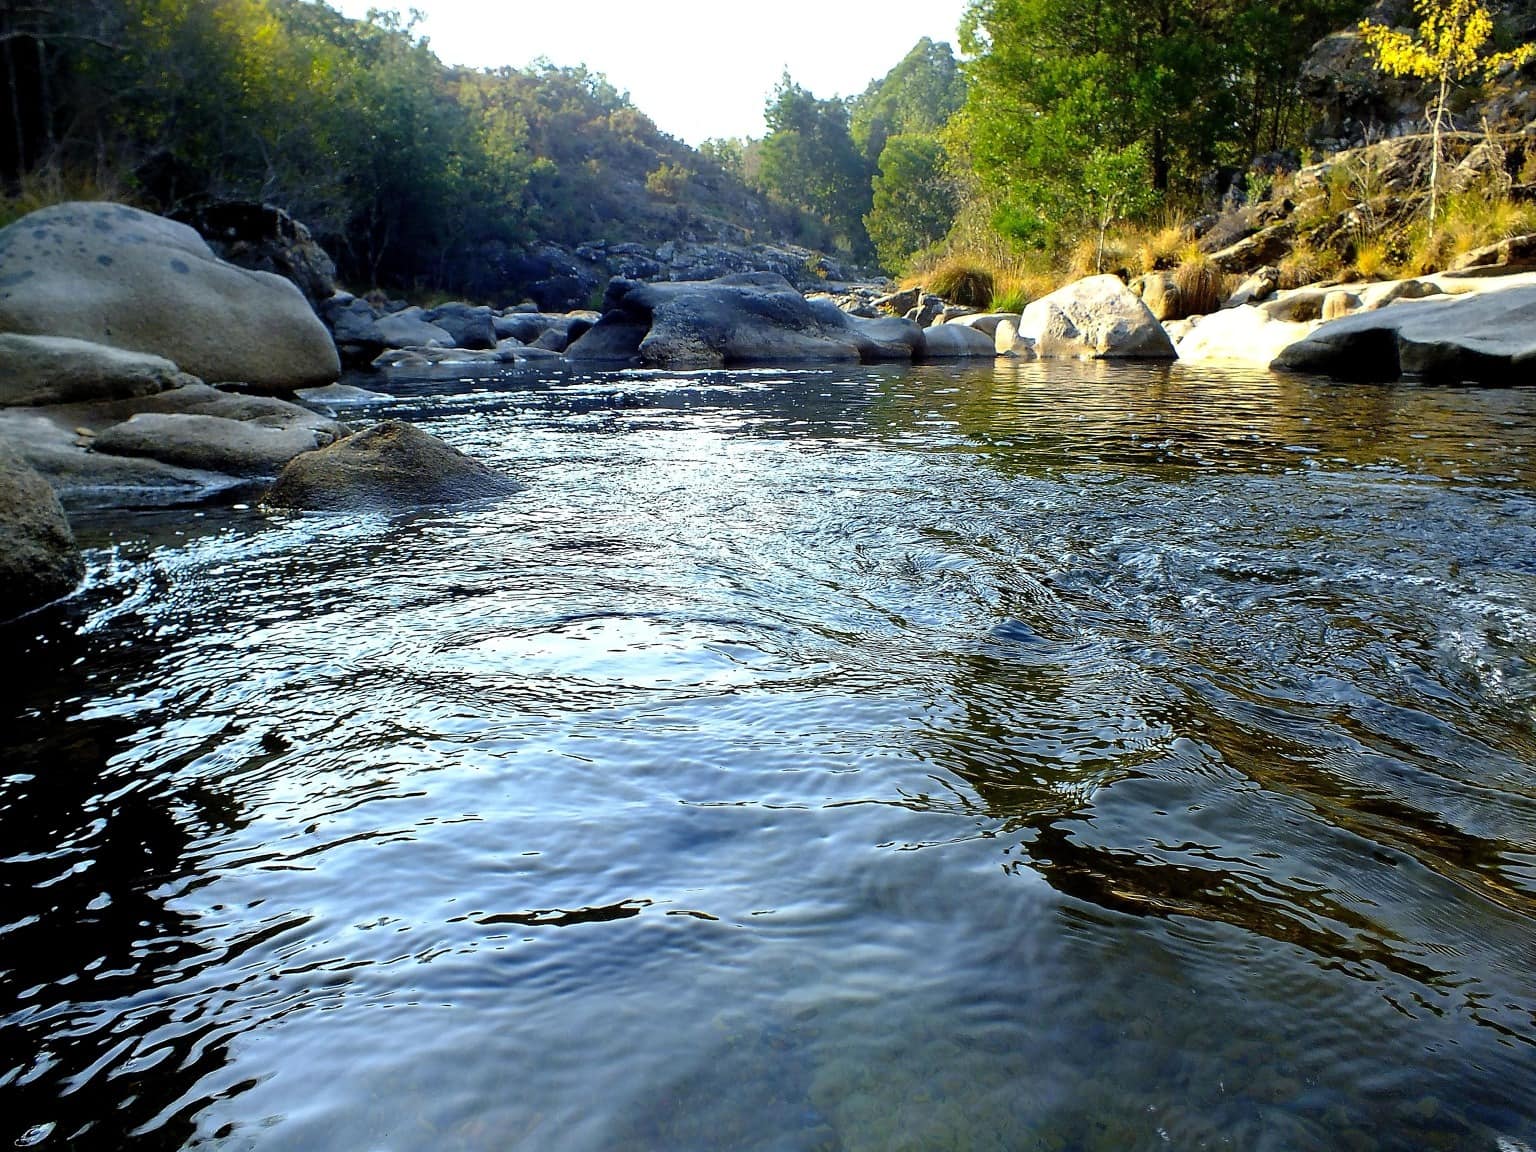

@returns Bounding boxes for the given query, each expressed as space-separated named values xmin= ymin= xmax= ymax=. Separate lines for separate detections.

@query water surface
xmin=3 ymin=360 xmax=1536 ymax=1151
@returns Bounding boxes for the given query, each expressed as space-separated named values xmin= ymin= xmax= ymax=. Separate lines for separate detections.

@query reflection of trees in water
xmin=915 ymin=641 xmax=1535 ymax=1004
xmin=863 ymin=359 xmax=1536 ymax=485
xmin=0 ymin=603 xmax=249 ymax=1151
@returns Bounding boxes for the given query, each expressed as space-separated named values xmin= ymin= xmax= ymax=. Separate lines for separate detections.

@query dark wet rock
xmin=0 ymin=439 xmax=82 ymax=618
xmin=595 ymin=273 xmax=863 ymax=367
xmin=0 ymin=334 xmax=195 ymax=407
xmin=373 ymin=308 xmax=454 ymax=350
xmin=1272 ymin=283 xmax=1536 ymax=383
xmin=805 ymin=300 xmax=923 ymax=361
xmin=264 ymin=420 xmax=520 ymax=511
xmin=0 ymin=202 xmax=339 ymax=391
xmin=178 ymin=201 xmax=338 ymax=307
xmin=565 ymin=314 xmax=653 ymax=363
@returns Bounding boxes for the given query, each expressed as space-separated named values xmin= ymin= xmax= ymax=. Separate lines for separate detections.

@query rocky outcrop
xmin=1271 ymin=280 xmax=1536 ymax=383
xmin=0 ymin=335 xmax=194 ymax=407
xmin=424 ymin=303 xmax=498 ymax=350
xmin=0 ymin=202 xmax=339 ymax=391
xmin=1450 ymin=233 xmax=1536 ymax=276
xmin=0 ymin=441 xmax=82 ymax=618
xmin=178 ymin=201 xmax=339 ymax=306
xmin=1017 ymin=275 xmax=1177 ymax=360
xmin=264 ymin=420 xmax=520 ymax=511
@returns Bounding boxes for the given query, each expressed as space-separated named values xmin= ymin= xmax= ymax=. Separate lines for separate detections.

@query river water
xmin=3 ymin=360 xmax=1535 ymax=1152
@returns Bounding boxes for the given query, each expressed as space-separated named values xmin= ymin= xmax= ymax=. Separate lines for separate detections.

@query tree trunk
xmin=1429 ymin=71 xmax=1449 ymax=226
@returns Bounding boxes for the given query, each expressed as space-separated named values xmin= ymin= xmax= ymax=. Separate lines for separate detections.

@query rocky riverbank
xmin=3 ymin=195 xmax=1535 ymax=621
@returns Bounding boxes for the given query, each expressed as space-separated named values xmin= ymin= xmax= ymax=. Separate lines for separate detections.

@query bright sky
xmin=328 ymin=0 xmax=971 ymax=145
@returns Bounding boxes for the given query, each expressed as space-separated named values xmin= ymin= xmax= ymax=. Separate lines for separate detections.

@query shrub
xmin=989 ymin=277 xmax=1029 ymax=313
xmin=927 ymin=258 xmax=995 ymax=308
xmin=1278 ymin=243 xmax=1344 ymax=290
xmin=1172 ymin=255 xmax=1224 ymax=316
xmin=1137 ymin=218 xmax=1190 ymax=272
xmin=1352 ymin=239 xmax=1389 ymax=279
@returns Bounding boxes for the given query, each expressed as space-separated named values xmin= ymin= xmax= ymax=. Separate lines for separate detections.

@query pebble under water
xmin=3 ymin=359 xmax=1536 ymax=1151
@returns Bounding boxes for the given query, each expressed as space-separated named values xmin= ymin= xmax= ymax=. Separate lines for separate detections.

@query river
xmin=3 ymin=360 xmax=1535 ymax=1151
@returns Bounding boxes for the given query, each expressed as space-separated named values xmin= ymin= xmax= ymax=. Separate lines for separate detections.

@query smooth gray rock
xmin=1019 ymin=275 xmax=1176 ymax=360
xmin=1223 ymin=266 xmax=1281 ymax=309
xmin=945 ymin=313 xmax=1015 ymax=338
xmin=373 ymin=309 xmax=454 ymax=350
xmin=93 ymin=413 xmax=340 ymax=477
xmin=424 ymin=303 xmax=498 ymax=350
xmin=919 ymin=324 xmax=999 ymax=358
xmin=0 ymin=440 xmax=82 ymax=618
xmin=1272 ymin=284 xmax=1536 ymax=383
xmin=0 ymin=334 xmax=194 ymax=407
xmin=804 ymin=300 xmax=923 ymax=361
xmin=0 ymin=409 xmax=242 ymax=505
xmin=565 ymin=314 xmax=650 ymax=362
xmin=0 ymin=202 xmax=339 ymax=391
xmin=264 ymin=420 xmax=520 ymax=511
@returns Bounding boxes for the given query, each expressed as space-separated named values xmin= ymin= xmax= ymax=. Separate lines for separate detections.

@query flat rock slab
xmin=264 ymin=420 xmax=520 ymax=511
xmin=0 ymin=440 xmax=82 ymax=618
xmin=93 ymin=413 xmax=338 ymax=477
xmin=1271 ymin=283 xmax=1536 ymax=383
xmin=0 ymin=201 xmax=339 ymax=391
xmin=0 ymin=334 xmax=194 ymax=407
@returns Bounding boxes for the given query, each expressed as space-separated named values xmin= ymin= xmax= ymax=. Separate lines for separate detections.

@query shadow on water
xmin=0 ymin=594 xmax=249 ymax=1150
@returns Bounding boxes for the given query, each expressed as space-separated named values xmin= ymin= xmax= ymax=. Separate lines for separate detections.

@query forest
xmin=4 ymin=0 xmax=1532 ymax=299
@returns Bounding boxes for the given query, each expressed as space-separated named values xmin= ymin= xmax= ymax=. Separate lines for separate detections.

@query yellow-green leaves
xmin=1359 ymin=0 xmax=1535 ymax=84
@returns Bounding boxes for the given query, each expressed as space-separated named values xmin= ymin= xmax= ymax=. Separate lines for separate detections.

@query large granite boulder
xmin=264 ymin=420 xmax=520 ymax=511
xmin=372 ymin=307 xmax=454 ymax=350
xmin=804 ymin=299 xmax=923 ymax=361
xmin=595 ymin=274 xmax=864 ymax=367
xmin=565 ymin=315 xmax=653 ymax=362
xmin=0 ymin=202 xmax=339 ymax=391
xmin=1173 ymin=305 xmax=1318 ymax=366
xmin=1018 ymin=275 xmax=1177 ymax=360
xmin=1272 ymin=283 xmax=1536 ymax=383
xmin=0 ymin=441 xmax=82 ymax=618
xmin=0 ymin=334 xmax=194 ymax=407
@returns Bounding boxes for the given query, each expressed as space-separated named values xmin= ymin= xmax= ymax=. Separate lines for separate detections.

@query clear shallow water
xmin=3 ymin=360 xmax=1536 ymax=1152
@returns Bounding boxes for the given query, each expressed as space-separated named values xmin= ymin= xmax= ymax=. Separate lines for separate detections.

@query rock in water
xmin=1019 ymin=275 xmax=1177 ymax=360
xmin=264 ymin=421 xmax=520 ymax=511
xmin=91 ymin=413 xmax=339 ymax=477
xmin=599 ymin=273 xmax=864 ymax=367
xmin=1272 ymin=283 xmax=1536 ymax=383
xmin=0 ymin=441 xmax=82 ymax=618
xmin=0 ymin=334 xmax=193 ymax=407
xmin=918 ymin=324 xmax=998 ymax=358
xmin=0 ymin=202 xmax=339 ymax=391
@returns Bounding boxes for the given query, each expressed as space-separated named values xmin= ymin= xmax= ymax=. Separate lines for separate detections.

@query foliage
xmin=850 ymin=38 xmax=967 ymax=168
xmin=953 ymin=0 xmax=1369 ymax=257
xmin=864 ymin=134 xmax=959 ymax=273
xmin=645 ymin=161 xmax=690 ymax=200
xmin=1082 ymin=141 xmax=1159 ymax=274
xmin=755 ymin=73 xmax=873 ymax=258
xmin=1359 ymin=0 xmax=1536 ymax=221
xmin=1172 ymin=255 xmax=1224 ymax=315
xmin=926 ymin=258 xmax=995 ymax=308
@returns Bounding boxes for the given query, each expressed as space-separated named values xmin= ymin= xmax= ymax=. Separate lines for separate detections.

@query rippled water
xmin=4 ymin=360 xmax=1536 ymax=1152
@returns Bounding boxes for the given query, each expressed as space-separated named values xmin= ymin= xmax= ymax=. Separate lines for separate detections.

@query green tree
xmin=756 ymin=72 xmax=872 ymax=257
xmin=1360 ymin=0 xmax=1535 ymax=223
xmin=1082 ymin=142 xmax=1158 ymax=272
xmin=850 ymin=37 xmax=967 ymax=168
xmin=863 ymin=133 xmax=958 ymax=272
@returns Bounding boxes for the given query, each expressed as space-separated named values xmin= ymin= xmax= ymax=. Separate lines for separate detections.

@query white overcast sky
xmin=328 ymin=0 xmax=972 ymax=145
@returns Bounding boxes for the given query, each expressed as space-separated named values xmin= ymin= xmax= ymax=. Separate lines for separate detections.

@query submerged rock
xmin=0 ymin=441 xmax=82 ymax=618
xmin=264 ymin=420 xmax=520 ymax=511
xmin=0 ymin=202 xmax=339 ymax=391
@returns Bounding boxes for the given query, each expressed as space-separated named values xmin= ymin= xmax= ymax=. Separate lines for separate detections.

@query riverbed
xmin=3 ymin=360 xmax=1535 ymax=1151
